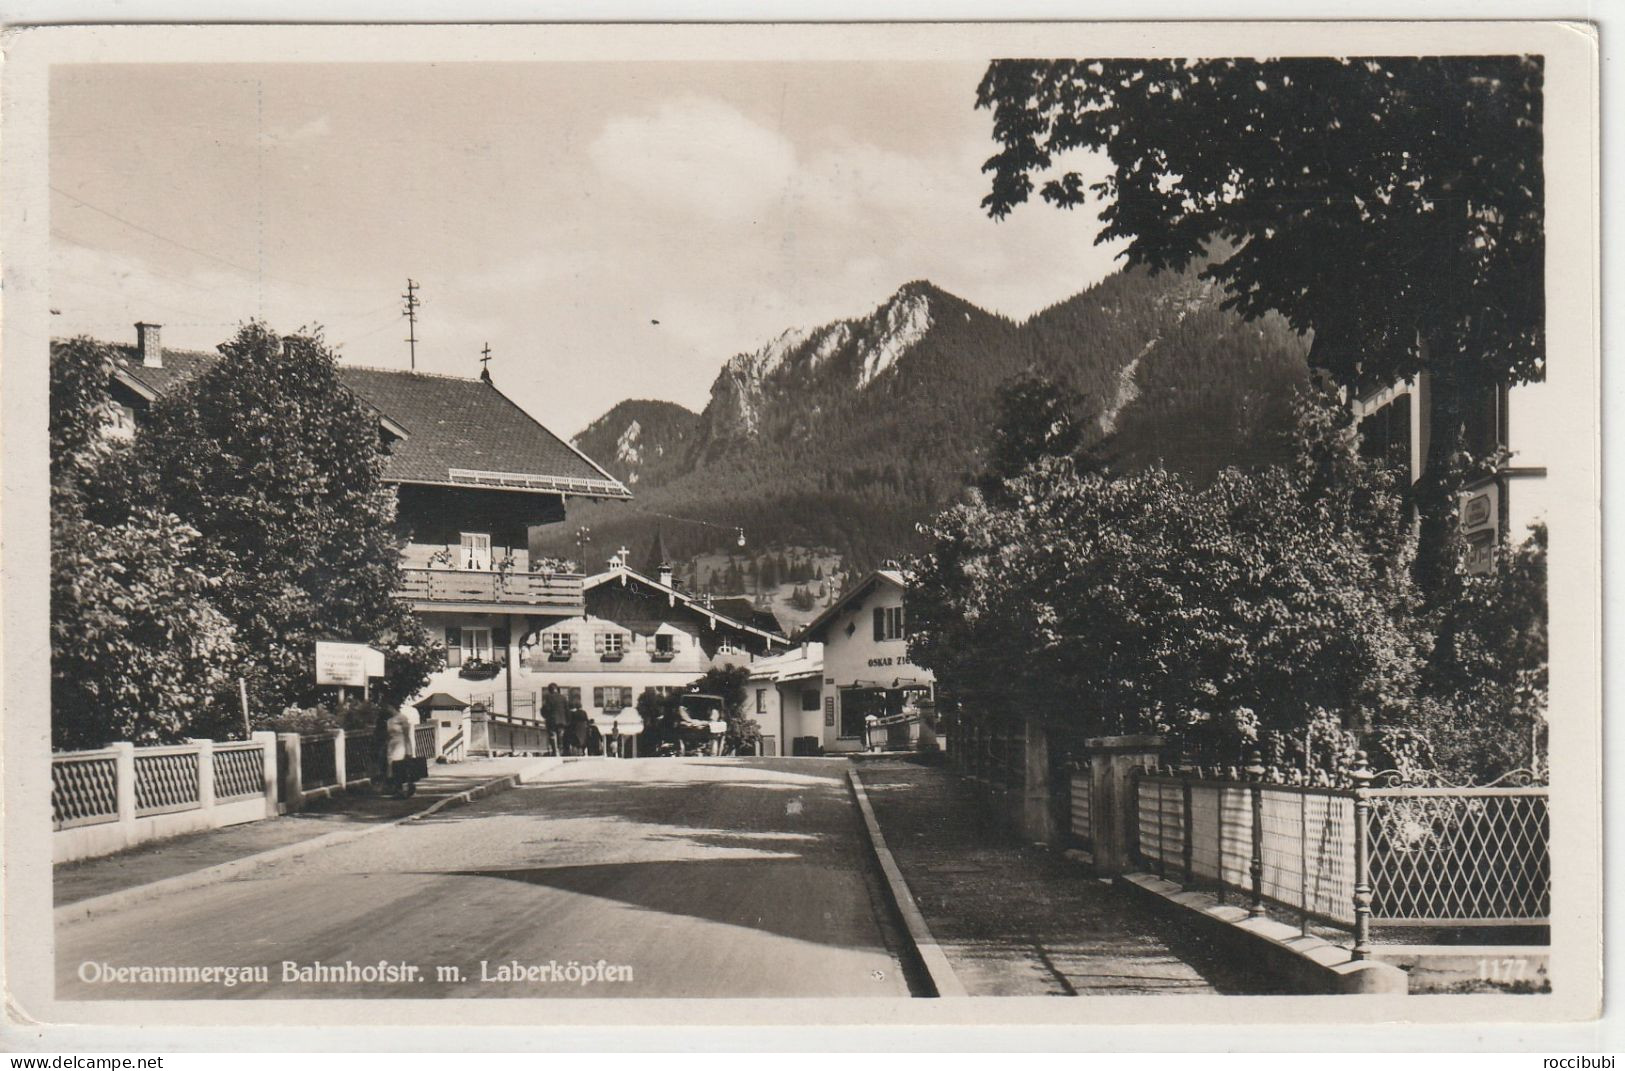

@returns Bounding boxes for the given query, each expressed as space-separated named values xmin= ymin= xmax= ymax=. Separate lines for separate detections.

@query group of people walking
xmin=540 ymin=683 xmax=604 ymax=756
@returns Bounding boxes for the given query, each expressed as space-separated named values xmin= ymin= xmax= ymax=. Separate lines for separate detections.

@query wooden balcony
xmin=397 ymin=567 xmax=585 ymax=613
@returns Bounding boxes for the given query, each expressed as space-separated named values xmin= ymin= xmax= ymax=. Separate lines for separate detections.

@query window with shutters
xmin=546 ymin=631 xmax=574 ymax=659
xmin=594 ymin=686 xmax=633 ymax=712
xmin=445 ymin=626 xmax=463 ymax=668
xmin=716 ymin=638 xmax=741 ymax=658
xmin=653 ymin=632 xmax=676 ymax=659
xmin=873 ymin=605 xmax=905 ymax=641
xmin=597 ymin=632 xmax=625 ymax=661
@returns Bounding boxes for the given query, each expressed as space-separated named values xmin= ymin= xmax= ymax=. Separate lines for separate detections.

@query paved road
xmin=56 ymin=758 xmax=915 ymax=999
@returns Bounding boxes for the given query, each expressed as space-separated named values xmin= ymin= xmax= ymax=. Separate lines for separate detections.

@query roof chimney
xmin=135 ymin=322 xmax=162 ymax=368
xmin=658 ymin=564 xmax=674 ymax=588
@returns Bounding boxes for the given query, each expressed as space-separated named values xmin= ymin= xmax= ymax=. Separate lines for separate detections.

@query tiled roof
xmin=583 ymin=565 xmax=789 ymax=647
xmin=800 ymin=570 xmax=906 ymax=643
xmin=80 ymin=342 xmax=629 ymax=498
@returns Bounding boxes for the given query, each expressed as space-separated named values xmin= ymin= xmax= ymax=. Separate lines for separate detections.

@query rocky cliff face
xmin=689 ymin=283 xmax=944 ymax=454
xmin=560 ymin=264 xmax=1308 ymax=571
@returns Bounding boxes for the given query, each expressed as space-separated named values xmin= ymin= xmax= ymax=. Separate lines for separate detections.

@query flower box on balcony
xmin=548 ymin=651 xmax=573 ymax=662
xmin=650 ymin=651 xmax=677 ymax=663
xmin=458 ymin=659 xmax=503 ymax=681
xmin=599 ymin=652 xmax=624 ymax=663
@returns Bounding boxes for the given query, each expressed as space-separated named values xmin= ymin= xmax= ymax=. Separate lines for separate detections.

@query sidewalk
xmin=54 ymin=755 xmax=564 ymax=907
xmin=855 ymin=757 xmax=1287 ymax=996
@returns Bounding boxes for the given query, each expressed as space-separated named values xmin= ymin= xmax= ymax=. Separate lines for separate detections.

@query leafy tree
xmin=1403 ymin=523 xmax=1548 ymax=782
xmin=982 ymin=371 xmax=1089 ymax=491
xmin=909 ymin=380 xmax=1421 ymax=751
xmin=116 ymin=323 xmax=441 ymax=720
xmin=976 ymin=57 xmax=1543 ymax=597
xmin=50 ymin=338 xmax=238 ymax=748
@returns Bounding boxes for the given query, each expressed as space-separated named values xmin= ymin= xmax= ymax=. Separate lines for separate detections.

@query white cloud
xmin=588 ymin=96 xmax=798 ymax=220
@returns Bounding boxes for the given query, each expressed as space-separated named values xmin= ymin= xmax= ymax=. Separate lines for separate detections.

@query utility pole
xmin=402 ymin=278 xmax=421 ymax=370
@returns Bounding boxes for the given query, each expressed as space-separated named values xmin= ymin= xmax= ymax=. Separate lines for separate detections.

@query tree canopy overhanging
xmin=975 ymin=56 xmax=1544 ymax=596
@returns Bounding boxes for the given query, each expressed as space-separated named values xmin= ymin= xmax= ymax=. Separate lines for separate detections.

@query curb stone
xmin=55 ymin=757 xmax=564 ymax=927
xmin=846 ymin=766 xmax=968 ymax=998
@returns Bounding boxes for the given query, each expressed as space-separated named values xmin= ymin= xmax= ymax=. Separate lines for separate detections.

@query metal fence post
xmin=1350 ymin=752 xmax=1375 ymax=960
xmin=1182 ymin=775 xmax=1194 ymax=885
xmin=1246 ymin=750 xmax=1265 ymax=918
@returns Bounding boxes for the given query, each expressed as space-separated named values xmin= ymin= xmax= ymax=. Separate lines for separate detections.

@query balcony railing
xmin=397 ymin=567 xmax=585 ymax=610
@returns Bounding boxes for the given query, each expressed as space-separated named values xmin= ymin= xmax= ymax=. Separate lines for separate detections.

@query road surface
xmin=56 ymin=758 xmax=916 ymax=999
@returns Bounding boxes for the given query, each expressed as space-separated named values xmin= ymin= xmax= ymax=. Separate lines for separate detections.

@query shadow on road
xmin=446 ymin=855 xmax=886 ymax=951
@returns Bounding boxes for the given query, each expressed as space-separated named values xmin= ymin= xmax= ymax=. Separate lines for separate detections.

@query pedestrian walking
xmin=540 ymin=682 xmax=569 ymax=756
xmin=568 ymin=703 xmax=592 ymax=756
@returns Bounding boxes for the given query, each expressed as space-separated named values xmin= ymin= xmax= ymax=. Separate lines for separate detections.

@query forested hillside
xmin=542 ymin=262 xmax=1309 ymax=575
xmin=572 ymin=399 xmax=700 ymax=488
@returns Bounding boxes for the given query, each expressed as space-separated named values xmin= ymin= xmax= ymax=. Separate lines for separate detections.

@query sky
xmin=50 ymin=61 xmax=1121 ymax=437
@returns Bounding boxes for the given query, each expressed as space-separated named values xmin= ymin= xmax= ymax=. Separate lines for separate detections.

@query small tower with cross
xmin=479 ymin=342 xmax=493 ymax=384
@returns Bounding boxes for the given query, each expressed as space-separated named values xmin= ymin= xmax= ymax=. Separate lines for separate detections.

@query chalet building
xmin=745 ymin=644 xmax=825 ymax=756
xmin=800 ymin=570 xmax=933 ymax=754
xmin=498 ymin=552 xmax=789 ymax=737
xmin=67 ymin=322 xmax=634 ymax=719
xmin=1353 ymin=372 xmax=1550 ymax=573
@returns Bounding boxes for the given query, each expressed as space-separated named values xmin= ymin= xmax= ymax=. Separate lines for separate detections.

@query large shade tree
xmin=50 ymin=338 xmax=239 ymax=748
xmin=976 ymin=57 xmax=1543 ymax=598
xmin=115 ymin=323 xmax=441 ymax=719
xmin=909 ymin=377 xmax=1421 ymax=754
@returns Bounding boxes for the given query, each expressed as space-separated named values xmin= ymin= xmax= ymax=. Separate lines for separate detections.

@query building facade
xmin=459 ymin=557 xmax=789 ymax=736
xmin=73 ymin=323 xmax=634 ymax=723
xmin=800 ymin=570 xmax=933 ymax=754
xmin=1353 ymin=372 xmax=1550 ymax=573
xmin=746 ymin=644 xmax=824 ymax=756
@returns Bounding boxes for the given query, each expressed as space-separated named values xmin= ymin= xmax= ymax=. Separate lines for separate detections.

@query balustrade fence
xmin=488 ymin=713 xmax=551 ymax=755
xmin=52 ymin=736 xmax=276 ymax=863
xmin=1068 ymin=766 xmax=1093 ymax=852
xmin=1130 ymin=769 xmax=1549 ymax=956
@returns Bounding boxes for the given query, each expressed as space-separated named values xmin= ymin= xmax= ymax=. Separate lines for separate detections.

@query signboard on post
xmin=315 ymin=641 xmax=380 ymax=687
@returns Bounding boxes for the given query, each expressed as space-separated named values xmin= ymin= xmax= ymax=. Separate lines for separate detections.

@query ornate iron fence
xmin=133 ymin=748 xmax=202 ymax=817
xmin=1132 ymin=764 xmax=1549 ymax=953
xmin=52 ymin=751 xmax=120 ymax=830
xmin=343 ymin=730 xmax=374 ymax=782
xmin=300 ymin=734 xmax=338 ymax=790
xmin=212 ymin=743 xmax=267 ymax=801
xmin=1364 ymin=787 xmax=1549 ymax=927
